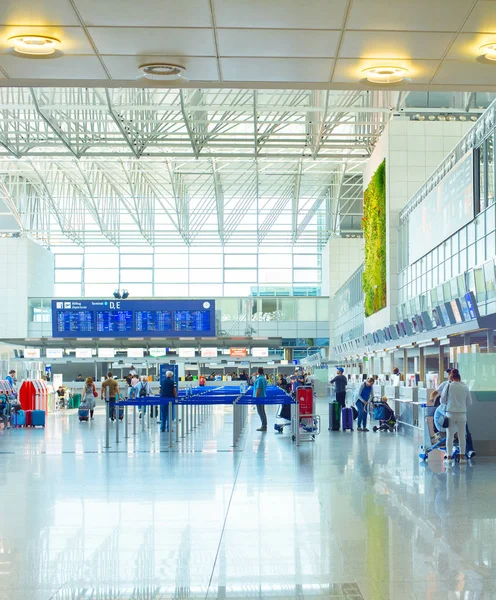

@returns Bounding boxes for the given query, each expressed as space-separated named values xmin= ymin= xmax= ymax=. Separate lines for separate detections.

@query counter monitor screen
xmin=52 ymin=299 xmax=216 ymax=338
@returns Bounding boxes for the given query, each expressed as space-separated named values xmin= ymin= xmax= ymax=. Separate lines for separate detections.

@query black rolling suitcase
xmin=329 ymin=401 xmax=340 ymax=431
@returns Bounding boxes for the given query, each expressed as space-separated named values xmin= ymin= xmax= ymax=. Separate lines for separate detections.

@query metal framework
xmin=0 ymin=87 xmax=488 ymax=248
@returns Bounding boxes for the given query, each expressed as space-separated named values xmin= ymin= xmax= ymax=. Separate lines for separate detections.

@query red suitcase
xmin=296 ymin=386 xmax=313 ymax=416
xmin=25 ymin=410 xmax=33 ymax=427
xmin=341 ymin=407 xmax=354 ymax=431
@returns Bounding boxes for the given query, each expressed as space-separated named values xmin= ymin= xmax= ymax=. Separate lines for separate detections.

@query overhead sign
xmin=75 ymin=348 xmax=92 ymax=358
xmin=230 ymin=348 xmax=247 ymax=357
xmin=127 ymin=348 xmax=144 ymax=358
xmin=46 ymin=348 xmax=63 ymax=359
xmin=201 ymin=347 xmax=218 ymax=358
xmin=51 ymin=299 xmax=216 ymax=339
xmin=98 ymin=348 xmax=115 ymax=358
xmin=179 ymin=348 xmax=196 ymax=358
xmin=149 ymin=348 xmax=167 ymax=358
xmin=24 ymin=348 xmax=40 ymax=359
xmin=252 ymin=347 xmax=269 ymax=358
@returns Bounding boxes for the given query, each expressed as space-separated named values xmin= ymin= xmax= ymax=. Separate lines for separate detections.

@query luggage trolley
xmin=292 ymin=385 xmax=320 ymax=442
xmin=419 ymin=404 xmax=460 ymax=462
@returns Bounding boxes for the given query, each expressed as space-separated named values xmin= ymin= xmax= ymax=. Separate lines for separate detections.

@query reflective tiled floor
xmin=1 ymin=400 xmax=495 ymax=599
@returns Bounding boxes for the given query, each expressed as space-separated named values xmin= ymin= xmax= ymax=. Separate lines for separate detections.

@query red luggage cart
xmin=293 ymin=386 xmax=320 ymax=443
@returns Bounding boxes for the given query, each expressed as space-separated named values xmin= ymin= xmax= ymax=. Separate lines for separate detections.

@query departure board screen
xmin=51 ymin=299 xmax=216 ymax=338
xmin=96 ymin=310 xmax=133 ymax=333
xmin=135 ymin=310 xmax=172 ymax=333
xmin=56 ymin=310 xmax=94 ymax=333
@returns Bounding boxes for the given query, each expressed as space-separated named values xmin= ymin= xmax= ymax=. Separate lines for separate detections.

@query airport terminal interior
xmin=3 ymin=0 xmax=496 ymax=598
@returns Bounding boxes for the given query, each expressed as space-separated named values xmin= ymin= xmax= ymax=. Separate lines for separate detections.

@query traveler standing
xmin=330 ymin=367 xmax=347 ymax=412
xmin=440 ymin=368 xmax=471 ymax=463
xmin=436 ymin=369 xmax=452 ymax=396
xmin=134 ymin=375 xmax=153 ymax=418
xmin=83 ymin=377 xmax=97 ymax=419
xmin=160 ymin=370 xmax=177 ymax=432
xmin=101 ymin=372 xmax=119 ymax=421
xmin=356 ymin=377 xmax=374 ymax=432
xmin=253 ymin=367 xmax=268 ymax=432
xmin=6 ymin=369 xmax=16 ymax=390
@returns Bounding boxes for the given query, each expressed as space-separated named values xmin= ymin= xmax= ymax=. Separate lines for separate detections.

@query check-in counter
xmin=417 ymin=387 xmax=435 ymax=404
xmin=373 ymin=384 xmax=384 ymax=399
xmin=384 ymin=385 xmax=399 ymax=399
xmin=388 ymin=386 xmax=422 ymax=439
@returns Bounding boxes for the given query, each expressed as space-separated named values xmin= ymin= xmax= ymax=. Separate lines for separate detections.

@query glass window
xmin=119 ymin=283 xmax=152 ymax=296
xmin=189 ymin=254 xmax=223 ymax=268
xmin=479 ymin=144 xmax=486 ymax=214
xmin=474 ymin=267 xmax=486 ymax=303
xmin=154 ymin=253 xmax=188 ymax=268
xmin=260 ymin=254 xmax=292 ymax=269
xmin=189 ymin=284 xmax=223 ymax=296
xmin=468 ymin=243 xmax=476 ymax=267
xmin=294 ymin=269 xmax=321 ymax=283
xmin=55 ymin=269 xmax=82 ymax=283
xmin=224 ymin=270 xmax=257 ymax=283
xmin=278 ymin=298 xmax=296 ymax=320
xmin=258 ymin=269 xmax=292 ymax=284
xmin=54 ymin=283 xmax=81 ymax=296
xmin=120 ymin=255 xmax=153 ymax=268
xmin=477 ymin=238 xmax=486 ymax=264
xmin=56 ymin=255 xmax=83 ymax=268
xmin=443 ymin=282 xmax=451 ymax=301
xmin=85 ymin=254 xmax=119 ymax=269
xmin=120 ymin=270 xmax=153 ymax=283
xmin=190 ymin=269 xmax=223 ymax=283
xmin=84 ymin=283 xmax=115 ymax=297
xmin=297 ymin=298 xmax=316 ymax=320
xmin=293 ymin=254 xmax=320 ymax=268
xmin=154 ymin=284 xmax=188 ymax=297
xmin=484 ymin=260 xmax=496 ymax=302
xmin=84 ymin=269 xmax=118 ymax=283
xmin=224 ymin=254 xmax=257 ymax=268
xmin=154 ymin=269 xmax=188 ymax=283
xmin=317 ymin=297 xmax=329 ymax=320
xmin=460 ymin=249 xmax=467 ymax=272
xmin=223 ymin=283 xmax=254 ymax=296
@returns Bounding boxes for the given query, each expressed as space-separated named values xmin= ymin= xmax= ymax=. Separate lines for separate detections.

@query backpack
xmin=139 ymin=383 xmax=148 ymax=398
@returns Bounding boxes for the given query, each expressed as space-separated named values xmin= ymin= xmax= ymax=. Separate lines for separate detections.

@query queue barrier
xmin=104 ymin=385 xmax=298 ymax=451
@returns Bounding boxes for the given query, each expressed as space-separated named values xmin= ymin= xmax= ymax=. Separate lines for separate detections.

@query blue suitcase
xmin=341 ymin=407 xmax=354 ymax=431
xmin=12 ymin=409 xmax=26 ymax=427
xmin=78 ymin=405 xmax=89 ymax=421
xmin=31 ymin=410 xmax=45 ymax=427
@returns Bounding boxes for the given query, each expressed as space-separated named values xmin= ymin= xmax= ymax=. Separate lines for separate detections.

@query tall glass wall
xmin=52 ymin=246 xmax=322 ymax=298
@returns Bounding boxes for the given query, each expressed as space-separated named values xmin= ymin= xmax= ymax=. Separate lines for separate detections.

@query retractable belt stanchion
xmin=133 ymin=405 xmax=137 ymax=436
xmin=147 ymin=404 xmax=151 ymax=430
xmin=115 ymin=396 xmax=120 ymax=445
xmin=141 ymin=404 xmax=145 ymax=432
xmin=105 ymin=387 xmax=110 ymax=449
xmin=181 ymin=404 xmax=185 ymax=438
xmin=175 ymin=402 xmax=179 ymax=444
xmin=124 ymin=405 xmax=129 ymax=439
xmin=169 ymin=401 xmax=173 ymax=449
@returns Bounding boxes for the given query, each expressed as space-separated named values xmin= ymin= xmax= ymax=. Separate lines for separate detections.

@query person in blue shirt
xmin=356 ymin=377 xmax=374 ymax=432
xmin=5 ymin=370 xmax=16 ymax=390
xmin=253 ymin=366 xmax=268 ymax=432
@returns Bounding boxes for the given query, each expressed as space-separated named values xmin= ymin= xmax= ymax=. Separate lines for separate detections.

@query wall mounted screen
xmin=408 ymin=151 xmax=474 ymax=264
xmin=52 ymin=299 xmax=216 ymax=338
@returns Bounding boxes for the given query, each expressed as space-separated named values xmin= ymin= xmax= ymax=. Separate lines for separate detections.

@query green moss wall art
xmin=362 ymin=160 xmax=386 ymax=317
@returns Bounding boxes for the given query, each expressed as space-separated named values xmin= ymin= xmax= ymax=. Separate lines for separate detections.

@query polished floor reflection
xmin=0 ymin=400 xmax=495 ymax=600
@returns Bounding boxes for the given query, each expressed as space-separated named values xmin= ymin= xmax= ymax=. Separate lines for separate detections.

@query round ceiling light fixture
xmin=479 ymin=43 xmax=496 ymax=61
xmin=9 ymin=34 xmax=61 ymax=56
xmin=362 ymin=66 xmax=409 ymax=84
xmin=139 ymin=63 xmax=186 ymax=80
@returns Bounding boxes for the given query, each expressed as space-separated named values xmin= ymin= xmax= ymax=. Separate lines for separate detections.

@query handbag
xmin=443 ymin=384 xmax=450 ymax=427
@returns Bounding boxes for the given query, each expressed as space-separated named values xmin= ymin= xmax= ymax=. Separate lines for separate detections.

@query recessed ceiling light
xmin=480 ymin=43 xmax=496 ymax=61
xmin=139 ymin=63 xmax=186 ymax=80
xmin=9 ymin=34 xmax=61 ymax=56
xmin=362 ymin=66 xmax=409 ymax=84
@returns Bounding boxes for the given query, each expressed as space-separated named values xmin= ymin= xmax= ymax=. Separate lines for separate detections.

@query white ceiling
xmin=0 ymin=0 xmax=495 ymax=89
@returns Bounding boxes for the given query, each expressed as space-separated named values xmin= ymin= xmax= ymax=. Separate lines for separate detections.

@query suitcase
xmin=12 ymin=409 xmax=26 ymax=427
xmin=279 ymin=403 xmax=291 ymax=421
xmin=296 ymin=386 xmax=313 ymax=416
xmin=78 ymin=406 xmax=89 ymax=422
xmin=25 ymin=410 xmax=33 ymax=427
xmin=352 ymin=406 xmax=358 ymax=420
xmin=31 ymin=410 xmax=45 ymax=427
xmin=329 ymin=401 xmax=340 ymax=431
xmin=342 ymin=407 xmax=354 ymax=431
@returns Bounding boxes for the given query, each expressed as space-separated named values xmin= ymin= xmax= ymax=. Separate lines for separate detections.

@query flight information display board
xmin=52 ymin=299 xmax=216 ymax=338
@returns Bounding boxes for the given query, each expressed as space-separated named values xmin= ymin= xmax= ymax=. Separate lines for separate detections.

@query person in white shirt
xmin=436 ymin=369 xmax=452 ymax=396
xmin=440 ymin=368 xmax=471 ymax=462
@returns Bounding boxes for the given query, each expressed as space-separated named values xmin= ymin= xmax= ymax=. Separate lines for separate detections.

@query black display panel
xmin=52 ymin=299 xmax=216 ymax=338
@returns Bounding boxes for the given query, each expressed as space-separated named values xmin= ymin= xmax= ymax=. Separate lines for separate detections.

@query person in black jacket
xmin=330 ymin=367 xmax=347 ymax=411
